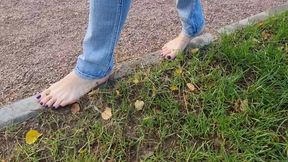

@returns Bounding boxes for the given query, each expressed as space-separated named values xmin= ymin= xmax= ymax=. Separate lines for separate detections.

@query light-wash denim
xmin=75 ymin=0 xmax=205 ymax=80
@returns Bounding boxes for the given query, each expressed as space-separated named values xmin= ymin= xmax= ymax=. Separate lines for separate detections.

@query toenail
xmin=36 ymin=95 xmax=41 ymax=99
xmin=40 ymin=102 xmax=43 ymax=105
xmin=45 ymin=105 xmax=48 ymax=108
xmin=167 ymin=56 xmax=171 ymax=59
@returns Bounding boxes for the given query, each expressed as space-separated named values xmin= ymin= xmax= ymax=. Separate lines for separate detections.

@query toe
xmin=166 ymin=54 xmax=176 ymax=60
xmin=40 ymin=95 xmax=52 ymax=107
xmin=46 ymin=97 xmax=57 ymax=108
xmin=161 ymin=49 xmax=172 ymax=57
xmin=35 ymin=92 xmax=41 ymax=100
xmin=53 ymin=99 xmax=63 ymax=109
xmin=38 ymin=89 xmax=50 ymax=101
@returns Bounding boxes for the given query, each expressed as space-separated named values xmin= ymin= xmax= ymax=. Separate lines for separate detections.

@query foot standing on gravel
xmin=36 ymin=0 xmax=205 ymax=108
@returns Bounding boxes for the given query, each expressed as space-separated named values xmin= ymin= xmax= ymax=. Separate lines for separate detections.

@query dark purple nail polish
xmin=36 ymin=95 xmax=41 ymax=99
xmin=45 ymin=105 xmax=48 ymax=108
xmin=40 ymin=102 xmax=43 ymax=105
xmin=167 ymin=56 xmax=171 ymax=60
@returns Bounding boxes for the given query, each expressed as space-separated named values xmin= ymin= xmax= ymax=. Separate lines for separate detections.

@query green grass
xmin=1 ymin=12 xmax=288 ymax=162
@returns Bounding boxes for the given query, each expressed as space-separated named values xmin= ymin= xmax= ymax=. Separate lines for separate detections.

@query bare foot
xmin=36 ymin=70 xmax=109 ymax=108
xmin=161 ymin=33 xmax=192 ymax=60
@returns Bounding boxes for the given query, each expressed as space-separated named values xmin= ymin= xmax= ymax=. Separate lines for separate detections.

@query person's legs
xmin=37 ymin=0 xmax=131 ymax=108
xmin=162 ymin=0 xmax=205 ymax=60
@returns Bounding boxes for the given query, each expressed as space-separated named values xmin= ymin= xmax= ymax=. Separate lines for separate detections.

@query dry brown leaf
xmin=71 ymin=103 xmax=80 ymax=114
xmin=25 ymin=130 xmax=42 ymax=144
xmin=261 ymin=31 xmax=272 ymax=40
xmin=234 ymin=99 xmax=248 ymax=113
xmin=191 ymin=48 xmax=199 ymax=54
xmin=134 ymin=100 xmax=144 ymax=111
xmin=101 ymin=107 xmax=112 ymax=120
xmin=186 ymin=83 xmax=196 ymax=92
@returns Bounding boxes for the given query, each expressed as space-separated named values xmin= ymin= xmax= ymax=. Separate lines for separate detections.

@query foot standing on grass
xmin=36 ymin=0 xmax=205 ymax=108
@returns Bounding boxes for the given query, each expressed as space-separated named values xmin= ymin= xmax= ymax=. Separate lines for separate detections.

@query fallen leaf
xmin=25 ymin=130 xmax=42 ymax=144
xmin=261 ymin=31 xmax=272 ymax=40
xmin=116 ymin=90 xmax=120 ymax=96
xmin=174 ymin=68 xmax=183 ymax=76
xmin=71 ymin=103 xmax=80 ymax=114
xmin=186 ymin=83 xmax=196 ymax=92
xmin=256 ymin=21 xmax=264 ymax=28
xmin=101 ymin=107 xmax=112 ymax=120
xmin=170 ymin=85 xmax=179 ymax=91
xmin=134 ymin=100 xmax=144 ymax=111
xmin=240 ymin=99 xmax=249 ymax=112
xmin=78 ymin=148 xmax=86 ymax=154
xmin=234 ymin=99 xmax=248 ymax=113
xmin=191 ymin=48 xmax=199 ymax=54
xmin=133 ymin=78 xmax=139 ymax=84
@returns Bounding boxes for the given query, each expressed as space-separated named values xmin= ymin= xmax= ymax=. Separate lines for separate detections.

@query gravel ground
xmin=0 ymin=0 xmax=287 ymax=106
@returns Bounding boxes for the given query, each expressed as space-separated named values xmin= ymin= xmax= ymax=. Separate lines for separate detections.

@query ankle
xmin=178 ymin=33 xmax=191 ymax=41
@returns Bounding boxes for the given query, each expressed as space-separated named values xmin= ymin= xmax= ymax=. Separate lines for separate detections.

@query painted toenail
xmin=40 ymin=102 xmax=43 ymax=105
xmin=167 ymin=56 xmax=171 ymax=59
xmin=36 ymin=95 xmax=41 ymax=99
xmin=45 ymin=105 xmax=48 ymax=108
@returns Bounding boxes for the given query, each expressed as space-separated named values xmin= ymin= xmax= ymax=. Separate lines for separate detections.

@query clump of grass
xmin=1 ymin=11 xmax=288 ymax=161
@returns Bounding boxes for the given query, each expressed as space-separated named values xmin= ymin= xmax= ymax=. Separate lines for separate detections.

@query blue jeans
xmin=75 ymin=0 xmax=205 ymax=80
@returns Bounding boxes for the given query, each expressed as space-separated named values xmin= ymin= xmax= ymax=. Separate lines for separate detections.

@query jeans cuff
xmin=74 ymin=66 xmax=112 ymax=80
xmin=181 ymin=25 xmax=205 ymax=38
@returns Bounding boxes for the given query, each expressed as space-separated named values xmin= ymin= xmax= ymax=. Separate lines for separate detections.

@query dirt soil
xmin=0 ymin=0 xmax=286 ymax=106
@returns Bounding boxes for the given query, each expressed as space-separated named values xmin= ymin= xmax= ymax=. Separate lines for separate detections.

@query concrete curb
xmin=0 ymin=3 xmax=287 ymax=130
xmin=217 ymin=2 xmax=288 ymax=34
xmin=0 ymin=96 xmax=41 ymax=129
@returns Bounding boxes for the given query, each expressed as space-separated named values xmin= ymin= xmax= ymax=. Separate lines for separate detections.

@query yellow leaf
xmin=186 ymin=83 xmax=196 ymax=92
xmin=133 ymin=78 xmax=139 ymax=84
xmin=116 ymin=90 xmax=120 ymax=96
xmin=101 ymin=107 xmax=112 ymax=120
xmin=190 ymin=48 xmax=199 ymax=54
xmin=25 ymin=130 xmax=42 ymax=145
xmin=170 ymin=85 xmax=178 ymax=91
xmin=134 ymin=100 xmax=144 ymax=111
xmin=78 ymin=148 xmax=86 ymax=154
xmin=71 ymin=103 xmax=80 ymax=114
xmin=174 ymin=68 xmax=183 ymax=76
xmin=256 ymin=21 xmax=264 ymax=28
xmin=240 ymin=99 xmax=249 ymax=112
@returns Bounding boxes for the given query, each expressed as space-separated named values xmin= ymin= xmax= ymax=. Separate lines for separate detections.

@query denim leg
xmin=75 ymin=0 xmax=131 ymax=80
xmin=176 ymin=0 xmax=205 ymax=38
